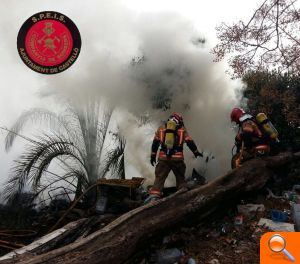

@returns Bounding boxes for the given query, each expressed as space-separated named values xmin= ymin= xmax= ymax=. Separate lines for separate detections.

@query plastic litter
xmin=292 ymin=203 xmax=300 ymax=231
xmin=237 ymin=204 xmax=265 ymax=218
xmin=270 ymin=209 xmax=288 ymax=222
xmin=283 ymin=191 xmax=299 ymax=202
xmin=208 ymin=259 xmax=220 ymax=264
xmin=156 ymin=248 xmax=182 ymax=264
xmin=144 ymin=194 xmax=160 ymax=204
xmin=95 ymin=196 xmax=108 ymax=214
xmin=258 ymin=218 xmax=294 ymax=232
xmin=187 ymin=257 xmax=197 ymax=264
xmin=234 ymin=215 xmax=243 ymax=225
xmin=266 ymin=188 xmax=283 ymax=199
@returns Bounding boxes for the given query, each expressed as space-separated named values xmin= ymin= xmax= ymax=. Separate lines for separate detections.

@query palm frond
xmin=34 ymin=168 xmax=88 ymax=201
xmin=4 ymin=97 xmax=121 ymax=203
xmin=102 ymin=132 xmax=126 ymax=179
xmin=3 ymin=134 xmax=86 ymax=202
xmin=5 ymin=108 xmax=72 ymax=151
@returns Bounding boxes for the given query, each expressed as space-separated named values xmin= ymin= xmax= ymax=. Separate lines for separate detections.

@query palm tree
xmin=102 ymin=131 xmax=126 ymax=179
xmin=3 ymin=97 xmax=125 ymax=203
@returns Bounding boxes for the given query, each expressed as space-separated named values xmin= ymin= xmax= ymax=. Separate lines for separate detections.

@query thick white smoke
xmin=0 ymin=0 xmax=242 ymax=186
xmin=42 ymin=10 xmax=241 ymax=184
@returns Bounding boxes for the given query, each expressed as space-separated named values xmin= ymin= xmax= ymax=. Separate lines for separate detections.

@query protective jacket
xmin=235 ymin=114 xmax=269 ymax=151
xmin=151 ymin=125 xmax=199 ymax=160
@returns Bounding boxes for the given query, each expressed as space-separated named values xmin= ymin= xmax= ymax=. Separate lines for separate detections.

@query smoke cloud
xmin=43 ymin=7 xmax=241 ymax=183
xmin=0 ymin=0 xmax=242 ymax=186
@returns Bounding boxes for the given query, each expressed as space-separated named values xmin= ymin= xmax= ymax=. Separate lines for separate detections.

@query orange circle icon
xmin=268 ymin=234 xmax=286 ymax=252
xmin=261 ymin=232 xmax=299 ymax=263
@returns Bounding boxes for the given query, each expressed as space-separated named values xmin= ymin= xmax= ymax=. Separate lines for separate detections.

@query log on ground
xmin=1 ymin=151 xmax=299 ymax=264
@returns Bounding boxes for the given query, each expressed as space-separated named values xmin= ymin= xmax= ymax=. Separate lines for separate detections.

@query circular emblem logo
xmin=17 ymin=11 xmax=81 ymax=74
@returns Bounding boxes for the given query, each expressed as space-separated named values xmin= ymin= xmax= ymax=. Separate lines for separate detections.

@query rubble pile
xmin=137 ymin=185 xmax=300 ymax=264
xmin=0 ymin=153 xmax=298 ymax=264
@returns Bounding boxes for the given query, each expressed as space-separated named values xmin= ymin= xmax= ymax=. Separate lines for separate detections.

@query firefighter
xmin=230 ymin=107 xmax=278 ymax=168
xmin=146 ymin=112 xmax=203 ymax=202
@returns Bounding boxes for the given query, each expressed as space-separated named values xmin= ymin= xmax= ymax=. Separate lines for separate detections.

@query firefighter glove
xmin=150 ymin=154 xmax=157 ymax=166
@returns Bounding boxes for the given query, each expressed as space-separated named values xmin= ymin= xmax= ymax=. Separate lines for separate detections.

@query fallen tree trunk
xmin=1 ymin=152 xmax=299 ymax=264
xmin=0 ymin=219 xmax=87 ymax=261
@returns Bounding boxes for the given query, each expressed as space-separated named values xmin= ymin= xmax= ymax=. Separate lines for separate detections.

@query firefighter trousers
xmin=153 ymin=160 xmax=186 ymax=192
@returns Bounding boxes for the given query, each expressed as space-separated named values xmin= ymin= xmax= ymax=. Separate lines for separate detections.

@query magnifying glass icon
xmin=268 ymin=234 xmax=296 ymax=262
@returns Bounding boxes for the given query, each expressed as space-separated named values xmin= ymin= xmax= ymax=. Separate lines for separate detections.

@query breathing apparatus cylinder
xmin=165 ymin=119 xmax=177 ymax=156
xmin=256 ymin=113 xmax=279 ymax=142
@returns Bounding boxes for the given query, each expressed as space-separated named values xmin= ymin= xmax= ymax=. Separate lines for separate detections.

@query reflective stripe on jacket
xmin=152 ymin=126 xmax=197 ymax=160
xmin=235 ymin=119 xmax=267 ymax=150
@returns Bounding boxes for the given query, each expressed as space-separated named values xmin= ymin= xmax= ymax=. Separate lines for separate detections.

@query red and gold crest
xmin=17 ymin=11 xmax=81 ymax=74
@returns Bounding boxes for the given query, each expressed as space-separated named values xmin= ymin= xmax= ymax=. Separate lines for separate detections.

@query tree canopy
xmin=213 ymin=0 xmax=300 ymax=78
xmin=242 ymin=70 xmax=300 ymax=149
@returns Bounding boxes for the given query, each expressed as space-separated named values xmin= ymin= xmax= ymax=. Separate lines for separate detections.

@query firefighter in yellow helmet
xmin=146 ymin=112 xmax=203 ymax=202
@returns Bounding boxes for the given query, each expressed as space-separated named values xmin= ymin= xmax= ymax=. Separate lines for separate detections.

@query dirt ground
xmin=140 ymin=195 xmax=292 ymax=264
xmin=0 ymin=174 xmax=296 ymax=264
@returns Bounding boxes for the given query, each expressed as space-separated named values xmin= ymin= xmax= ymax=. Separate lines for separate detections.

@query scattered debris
xmin=187 ymin=257 xmax=197 ymax=264
xmin=156 ymin=248 xmax=182 ymax=264
xmin=162 ymin=236 xmax=171 ymax=244
xmin=0 ymin=219 xmax=86 ymax=261
xmin=237 ymin=204 xmax=265 ymax=219
xmin=234 ymin=215 xmax=243 ymax=225
xmin=266 ymin=188 xmax=283 ymax=199
xmin=283 ymin=191 xmax=299 ymax=202
xmin=258 ymin=218 xmax=295 ymax=232
xmin=0 ymin=152 xmax=298 ymax=263
xmin=186 ymin=169 xmax=206 ymax=188
xmin=95 ymin=195 xmax=108 ymax=214
xmin=291 ymin=203 xmax=300 ymax=231
xmin=270 ymin=209 xmax=288 ymax=222
xmin=208 ymin=259 xmax=220 ymax=264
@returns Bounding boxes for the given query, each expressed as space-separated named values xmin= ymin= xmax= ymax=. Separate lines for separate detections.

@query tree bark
xmin=1 ymin=152 xmax=299 ymax=264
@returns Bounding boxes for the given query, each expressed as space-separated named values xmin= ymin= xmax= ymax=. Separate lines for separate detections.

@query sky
xmin=126 ymin=0 xmax=261 ymax=43
xmin=0 ymin=0 xmax=262 ymax=188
